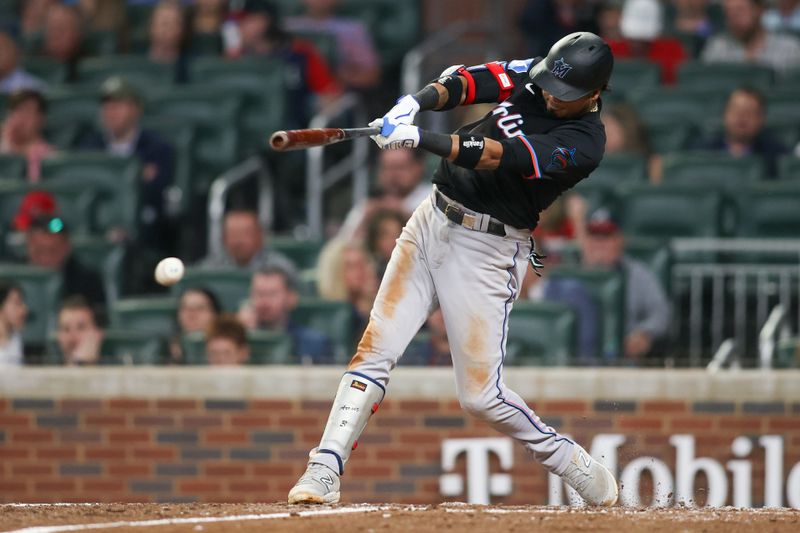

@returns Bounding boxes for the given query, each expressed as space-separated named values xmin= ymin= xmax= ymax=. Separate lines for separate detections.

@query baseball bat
xmin=269 ymin=127 xmax=380 ymax=152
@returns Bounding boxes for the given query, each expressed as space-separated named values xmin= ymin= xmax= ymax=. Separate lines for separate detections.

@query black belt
xmin=435 ymin=191 xmax=506 ymax=237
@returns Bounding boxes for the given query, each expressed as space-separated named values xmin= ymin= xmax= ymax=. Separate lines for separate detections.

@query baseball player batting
xmin=288 ymin=32 xmax=618 ymax=506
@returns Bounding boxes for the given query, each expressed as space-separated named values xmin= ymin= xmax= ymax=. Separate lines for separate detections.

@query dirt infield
xmin=1 ymin=503 xmax=799 ymax=533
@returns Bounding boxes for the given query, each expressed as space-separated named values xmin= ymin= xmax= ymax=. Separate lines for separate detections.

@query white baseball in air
xmin=154 ymin=257 xmax=185 ymax=286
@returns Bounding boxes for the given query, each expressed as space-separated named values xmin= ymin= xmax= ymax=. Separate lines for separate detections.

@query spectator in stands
xmin=20 ymin=0 xmax=54 ymax=38
xmin=365 ymin=209 xmax=407 ymax=279
xmin=763 ymin=0 xmax=800 ymax=32
xmin=56 ymin=296 xmax=104 ymax=366
xmin=533 ymin=194 xmax=587 ymax=256
xmin=339 ymin=149 xmax=431 ymax=240
xmin=607 ymin=0 xmax=689 ymax=83
xmin=148 ymin=0 xmax=190 ymax=82
xmin=580 ymin=208 xmax=670 ymax=364
xmin=402 ymin=308 xmax=452 ymax=366
xmin=190 ymin=0 xmax=227 ymax=35
xmin=316 ymin=239 xmax=378 ymax=342
xmin=0 ymin=31 xmax=46 ymax=94
xmin=80 ymin=77 xmax=175 ymax=252
xmin=0 ymin=281 xmax=28 ymax=366
xmin=672 ymin=0 xmax=716 ymax=41
xmin=286 ymin=0 xmax=381 ymax=90
xmin=0 ymin=89 xmax=55 ymax=182
xmin=200 ymin=209 xmax=296 ymax=274
xmin=600 ymin=102 xmax=662 ymax=182
xmin=78 ymin=0 xmax=126 ymax=32
xmin=238 ymin=265 xmax=333 ymax=364
xmin=234 ymin=0 xmax=340 ymax=127
xmin=42 ymin=4 xmax=84 ymax=81
xmin=694 ymin=87 xmax=788 ymax=177
xmin=167 ymin=287 xmax=222 ymax=364
xmin=518 ymin=0 xmax=600 ymax=57
xmin=702 ymin=0 xmax=800 ymax=73
xmin=25 ymin=216 xmax=107 ymax=311
xmin=596 ymin=0 xmax=624 ymax=42
xmin=205 ymin=313 xmax=251 ymax=366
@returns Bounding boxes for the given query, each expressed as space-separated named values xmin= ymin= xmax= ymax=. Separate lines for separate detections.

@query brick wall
xmin=1 ymin=396 xmax=799 ymax=505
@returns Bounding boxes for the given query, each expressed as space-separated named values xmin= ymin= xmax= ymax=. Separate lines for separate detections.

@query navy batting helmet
xmin=529 ymin=32 xmax=614 ymax=102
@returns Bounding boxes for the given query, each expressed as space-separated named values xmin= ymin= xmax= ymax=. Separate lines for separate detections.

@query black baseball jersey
xmin=432 ymin=58 xmax=606 ymax=230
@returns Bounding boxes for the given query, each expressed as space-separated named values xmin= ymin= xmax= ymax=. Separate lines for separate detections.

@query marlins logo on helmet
xmin=551 ymin=57 xmax=573 ymax=79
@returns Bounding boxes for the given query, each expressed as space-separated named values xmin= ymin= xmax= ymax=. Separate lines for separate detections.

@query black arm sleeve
xmin=418 ymin=130 xmax=452 ymax=158
xmin=413 ymin=85 xmax=440 ymax=111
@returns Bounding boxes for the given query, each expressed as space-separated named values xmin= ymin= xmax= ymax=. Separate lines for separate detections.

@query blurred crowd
xmin=1 ymin=0 xmax=799 ymax=368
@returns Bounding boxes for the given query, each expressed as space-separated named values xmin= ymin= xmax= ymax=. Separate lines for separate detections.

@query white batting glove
xmin=369 ymin=118 xmax=420 ymax=150
xmin=379 ymin=94 xmax=420 ymax=137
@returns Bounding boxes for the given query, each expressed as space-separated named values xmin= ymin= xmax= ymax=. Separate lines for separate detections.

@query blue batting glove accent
xmin=381 ymin=118 xmax=396 ymax=136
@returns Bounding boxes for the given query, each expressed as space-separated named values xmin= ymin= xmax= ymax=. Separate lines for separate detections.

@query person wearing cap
xmin=288 ymin=33 xmax=620 ymax=507
xmin=0 ymin=89 xmax=55 ymax=181
xmin=606 ymin=0 xmax=689 ymax=84
xmin=24 ymin=215 xmax=107 ymax=313
xmin=80 ymin=76 xmax=175 ymax=253
xmin=580 ymin=207 xmax=670 ymax=363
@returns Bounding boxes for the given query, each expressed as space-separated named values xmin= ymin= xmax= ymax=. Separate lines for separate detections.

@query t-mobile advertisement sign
xmin=440 ymin=435 xmax=800 ymax=508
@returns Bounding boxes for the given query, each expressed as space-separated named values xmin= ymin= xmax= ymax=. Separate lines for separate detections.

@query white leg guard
xmin=310 ymin=371 xmax=385 ymax=475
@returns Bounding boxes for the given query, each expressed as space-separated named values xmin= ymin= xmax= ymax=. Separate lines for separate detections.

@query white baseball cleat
xmin=287 ymin=463 xmax=341 ymax=504
xmin=560 ymin=444 xmax=619 ymax=506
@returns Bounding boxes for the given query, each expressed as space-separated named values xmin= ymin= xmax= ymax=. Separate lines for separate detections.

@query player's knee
xmin=458 ymin=394 xmax=497 ymax=422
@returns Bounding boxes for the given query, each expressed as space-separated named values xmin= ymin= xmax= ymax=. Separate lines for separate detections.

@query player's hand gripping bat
xmin=269 ymin=127 xmax=380 ymax=152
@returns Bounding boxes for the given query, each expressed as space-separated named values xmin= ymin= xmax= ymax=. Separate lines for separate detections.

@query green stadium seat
xmin=189 ymin=33 xmax=223 ymax=56
xmin=548 ymin=267 xmax=625 ymax=361
xmin=292 ymin=298 xmax=353 ymax=363
xmin=181 ymin=330 xmax=294 ymax=365
xmin=269 ymin=238 xmax=324 ymax=270
xmin=775 ymin=338 xmax=799 ymax=369
xmin=629 ymin=86 xmax=725 ymax=133
xmin=70 ymin=235 xmax=125 ymax=306
xmin=677 ymin=61 xmax=774 ymax=92
xmin=44 ymin=86 xmax=100 ymax=138
xmin=248 ymin=330 xmax=294 ymax=364
xmin=624 ymin=237 xmax=671 ymax=293
xmin=83 ymin=31 xmax=119 ymax=56
xmin=767 ymin=88 xmax=800 ymax=125
xmin=778 ymin=156 xmax=800 ymax=181
xmin=21 ymin=57 xmax=68 ymax=85
xmin=77 ymin=56 xmax=176 ymax=94
xmin=40 ymin=153 xmax=142 ymax=236
xmin=101 ymin=329 xmax=163 ymax=365
xmin=0 ymin=154 xmax=25 ymax=180
xmin=0 ymin=264 xmax=61 ymax=346
xmin=174 ymin=268 xmax=251 ymax=312
xmin=645 ymin=121 xmax=696 ymax=154
xmin=735 ymin=185 xmax=800 ymax=238
xmin=660 ymin=152 xmax=765 ymax=187
xmin=589 ymin=153 xmax=648 ymax=185
xmin=506 ymin=301 xmax=576 ymax=366
xmin=111 ymin=297 xmax=177 ymax=336
xmin=145 ymin=87 xmax=242 ymax=187
xmin=609 ymin=60 xmax=661 ymax=96
xmin=620 ymin=184 xmax=724 ymax=238
xmin=188 ymin=58 xmax=285 ymax=157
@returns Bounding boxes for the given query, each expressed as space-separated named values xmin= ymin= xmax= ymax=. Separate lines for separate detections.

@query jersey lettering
xmin=493 ymin=102 xmax=525 ymax=138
